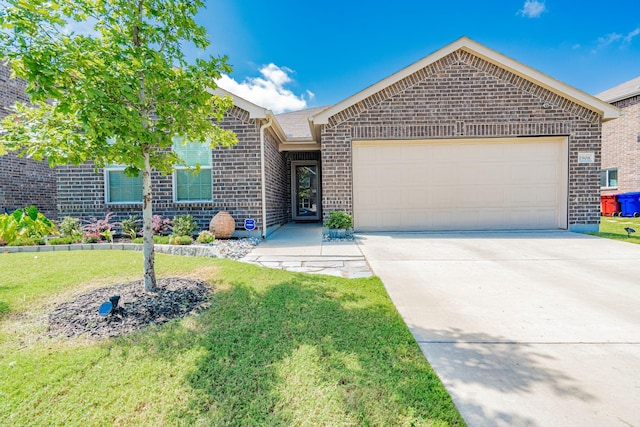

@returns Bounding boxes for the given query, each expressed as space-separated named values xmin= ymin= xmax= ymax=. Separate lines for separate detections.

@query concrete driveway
xmin=357 ymin=231 xmax=640 ymax=427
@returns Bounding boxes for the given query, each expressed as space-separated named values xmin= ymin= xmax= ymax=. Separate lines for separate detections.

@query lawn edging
xmin=1 ymin=243 xmax=219 ymax=258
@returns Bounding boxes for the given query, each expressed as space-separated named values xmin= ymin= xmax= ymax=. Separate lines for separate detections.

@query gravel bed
xmin=204 ymin=236 xmax=261 ymax=259
xmin=46 ymin=238 xmax=260 ymax=339
xmin=48 ymin=278 xmax=212 ymax=339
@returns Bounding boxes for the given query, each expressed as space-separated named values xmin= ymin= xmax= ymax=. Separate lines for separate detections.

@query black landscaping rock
xmin=48 ymin=277 xmax=212 ymax=339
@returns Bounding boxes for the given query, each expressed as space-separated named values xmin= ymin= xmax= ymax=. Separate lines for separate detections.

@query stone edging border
xmin=1 ymin=243 xmax=219 ymax=258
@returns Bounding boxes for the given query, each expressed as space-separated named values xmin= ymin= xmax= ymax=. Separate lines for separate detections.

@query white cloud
xmin=591 ymin=28 xmax=639 ymax=53
xmin=597 ymin=32 xmax=622 ymax=48
xmin=624 ymin=27 xmax=640 ymax=43
xmin=216 ymin=64 xmax=309 ymax=113
xmin=518 ymin=0 xmax=546 ymax=18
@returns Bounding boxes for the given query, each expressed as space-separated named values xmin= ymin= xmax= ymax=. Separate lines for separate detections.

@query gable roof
xmin=209 ymin=87 xmax=321 ymax=150
xmin=311 ymin=36 xmax=620 ymax=126
xmin=596 ymin=75 xmax=640 ymax=103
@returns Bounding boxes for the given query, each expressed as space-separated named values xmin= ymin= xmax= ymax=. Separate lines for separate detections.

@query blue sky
xmin=193 ymin=0 xmax=640 ymax=113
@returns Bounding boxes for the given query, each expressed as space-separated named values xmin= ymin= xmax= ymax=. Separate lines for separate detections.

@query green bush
xmin=58 ymin=217 xmax=82 ymax=237
xmin=0 ymin=206 xmax=58 ymax=244
xmin=323 ymin=211 xmax=353 ymax=230
xmin=154 ymin=235 xmax=171 ymax=244
xmin=132 ymin=235 xmax=171 ymax=244
xmin=48 ymin=235 xmax=82 ymax=245
xmin=120 ymin=215 xmax=141 ymax=239
xmin=172 ymin=215 xmax=198 ymax=237
xmin=169 ymin=235 xmax=193 ymax=245
xmin=8 ymin=237 xmax=44 ymax=246
xmin=197 ymin=230 xmax=215 ymax=244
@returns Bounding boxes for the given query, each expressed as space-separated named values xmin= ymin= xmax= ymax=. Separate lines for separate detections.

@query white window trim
xmin=601 ymin=168 xmax=618 ymax=189
xmin=104 ymin=166 xmax=143 ymax=205
xmin=172 ymin=165 xmax=214 ymax=204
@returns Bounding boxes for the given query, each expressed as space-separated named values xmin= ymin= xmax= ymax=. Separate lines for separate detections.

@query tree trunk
xmin=142 ymin=149 xmax=157 ymax=292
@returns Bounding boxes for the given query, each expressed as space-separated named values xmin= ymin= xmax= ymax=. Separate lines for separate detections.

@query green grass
xmin=0 ymin=251 xmax=465 ymax=426
xmin=590 ymin=216 xmax=640 ymax=244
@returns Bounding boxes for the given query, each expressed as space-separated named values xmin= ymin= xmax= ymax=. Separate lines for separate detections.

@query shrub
xmin=120 ymin=215 xmax=141 ymax=239
xmin=133 ymin=235 xmax=171 ymax=244
xmin=48 ymin=236 xmax=81 ymax=245
xmin=82 ymin=233 xmax=100 ymax=244
xmin=83 ymin=212 xmax=118 ymax=242
xmin=169 ymin=235 xmax=193 ymax=245
xmin=58 ymin=216 xmax=82 ymax=237
xmin=323 ymin=211 xmax=353 ymax=230
xmin=152 ymin=214 xmax=172 ymax=235
xmin=0 ymin=206 xmax=58 ymax=244
xmin=197 ymin=230 xmax=215 ymax=244
xmin=172 ymin=215 xmax=197 ymax=237
xmin=8 ymin=237 xmax=44 ymax=246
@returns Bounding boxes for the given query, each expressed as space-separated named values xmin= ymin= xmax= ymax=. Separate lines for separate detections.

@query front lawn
xmin=591 ymin=216 xmax=640 ymax=244
xmin=0 ymin=251 xmax=465 ymax=426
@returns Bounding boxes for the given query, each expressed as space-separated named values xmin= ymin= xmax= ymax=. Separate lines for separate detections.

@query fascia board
xmin=600 ymin=90 xmax=640 ymax=104
xmin=207 ymin=87 xmax=268 ymax=119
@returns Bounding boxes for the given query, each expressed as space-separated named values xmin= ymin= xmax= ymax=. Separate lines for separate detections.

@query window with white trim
xmin=600 ymin=168 xmax=618 ymax=188
xmin=105 ymin=166 xmax=143 ymax=204
xmin=173 ymin=139 xmax=213 ymax=202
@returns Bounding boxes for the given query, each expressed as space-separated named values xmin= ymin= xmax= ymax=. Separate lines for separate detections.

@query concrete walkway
xmin=240 ymin=222 xmax=373 ymax=278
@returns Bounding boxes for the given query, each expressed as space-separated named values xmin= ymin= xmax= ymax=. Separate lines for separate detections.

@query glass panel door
xmin=293 ymin=163 xmax=319 ymax=220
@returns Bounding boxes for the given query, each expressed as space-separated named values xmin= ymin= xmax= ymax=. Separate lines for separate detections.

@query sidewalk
xmin=240 ymin=222 xmax=373 ymax=278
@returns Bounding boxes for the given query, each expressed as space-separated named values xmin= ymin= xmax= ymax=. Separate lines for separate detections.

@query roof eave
xmin=207 ymin=87 xmax=269 ymax=119
xmin=599 ymin=90 xmax=640 ymax=105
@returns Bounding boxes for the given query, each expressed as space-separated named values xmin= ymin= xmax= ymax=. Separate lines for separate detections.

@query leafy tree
xmin=0 ymin=0 xmax=237 ymax=291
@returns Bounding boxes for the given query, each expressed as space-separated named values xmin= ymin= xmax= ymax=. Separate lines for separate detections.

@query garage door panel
xmin=353 ymin=138 xmax=568 ymax=231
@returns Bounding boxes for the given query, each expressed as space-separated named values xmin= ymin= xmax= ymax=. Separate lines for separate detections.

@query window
xmin=105 ymin=166 xmax=143 ymax=204
xmin=601 ymin=168 xmax=618 ymax=188
xmin=173 ymin=139 xmax=213 ymax=202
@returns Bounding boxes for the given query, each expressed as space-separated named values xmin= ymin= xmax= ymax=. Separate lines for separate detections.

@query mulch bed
xmin=48 ymin=278 xmax=212 ymax=339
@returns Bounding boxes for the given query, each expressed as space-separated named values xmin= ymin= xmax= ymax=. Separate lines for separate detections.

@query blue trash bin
xmin=617 ymin=192 xmax=640 ymax=217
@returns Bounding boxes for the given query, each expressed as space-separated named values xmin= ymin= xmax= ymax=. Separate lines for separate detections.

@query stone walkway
xmin=240 ymin=222 xmax=373 ymax=278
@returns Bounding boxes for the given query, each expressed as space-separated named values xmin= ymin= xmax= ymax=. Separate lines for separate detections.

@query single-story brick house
xmin=55 ymin=37 xmax=619 ymax=236
xmin=0 ymin=63 xmax=58 ymax=219
xmin=596 ymin=75 xmax=640 ymax=196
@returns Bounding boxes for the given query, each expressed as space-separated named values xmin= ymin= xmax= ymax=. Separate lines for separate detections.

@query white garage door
xmin=353 ymin=137 xmax=568 ymax=231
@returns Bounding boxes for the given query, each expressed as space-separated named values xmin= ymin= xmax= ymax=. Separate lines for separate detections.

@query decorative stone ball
xmin=209 ymin=211 xmax=235 ymax=239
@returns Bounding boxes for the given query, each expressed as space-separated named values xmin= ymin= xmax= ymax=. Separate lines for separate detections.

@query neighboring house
xmin=0 ymin=63 xmax=58 ymax=219
xmin=56 ymin=37 xmax=619 ymax=236
xmin=596 ymin=76 xmax=640 ymax=196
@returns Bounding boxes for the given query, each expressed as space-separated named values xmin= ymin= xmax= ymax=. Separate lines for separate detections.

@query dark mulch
xmin=48 ymin=278 xmax=212 ymax=339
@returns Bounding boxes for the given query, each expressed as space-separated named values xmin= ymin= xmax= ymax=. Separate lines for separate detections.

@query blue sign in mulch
xmin=244 ymin=219 xmax=256 ymax=231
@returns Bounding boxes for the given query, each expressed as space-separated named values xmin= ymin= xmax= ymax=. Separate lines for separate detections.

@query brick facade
xmin=264 ymin=126 xmax=290 ymax=230
xmin=321 ymin=49 xmax=603 ymax=230
xmin=0 ymin=63 xmax=58 ymax=219
xmin=601 ymin=95 xmax=640 ymax=195
xmin=57 ymin=106 xmax=291 ymax=235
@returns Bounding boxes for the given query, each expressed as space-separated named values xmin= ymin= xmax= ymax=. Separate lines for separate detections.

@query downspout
xmin=259 ymin=116 xmax=273 ymax=239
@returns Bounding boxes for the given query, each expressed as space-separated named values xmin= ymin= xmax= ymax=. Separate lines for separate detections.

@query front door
xmin=292 ymin=161 xmax=320 ymax=221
